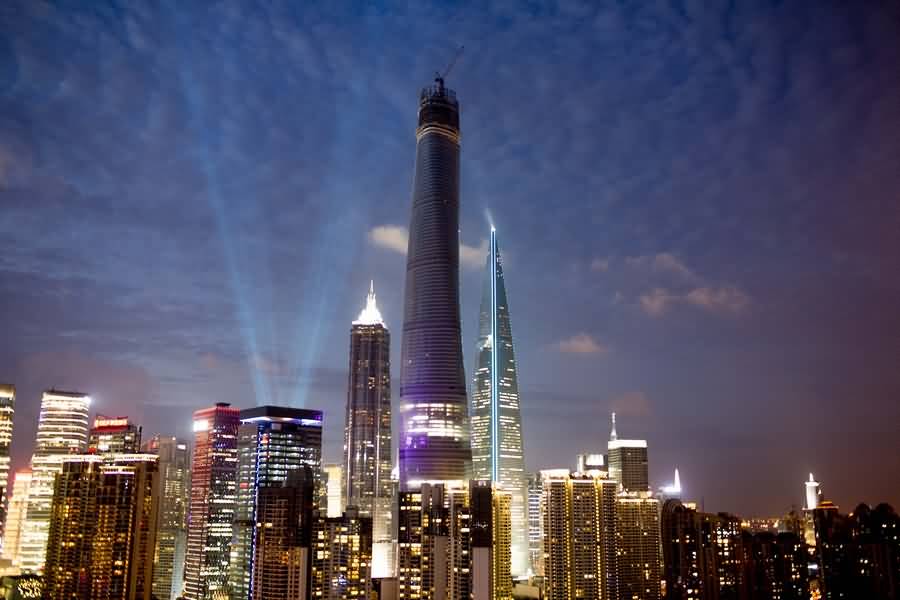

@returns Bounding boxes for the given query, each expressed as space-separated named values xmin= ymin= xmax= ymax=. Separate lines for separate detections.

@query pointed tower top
xmin=809 ymin=473 xmax=815 ymax=482
xmin=353 ymin=280 xmax=385 ymax=326
xmin=610 ymin=412 xmax=618 ymax=441
xmin=674 ymin=468 xmax=681 ymax=492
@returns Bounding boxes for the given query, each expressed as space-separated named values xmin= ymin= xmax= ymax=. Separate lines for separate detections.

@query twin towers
xmin=343 ymin=78 xmax=528 ymax=575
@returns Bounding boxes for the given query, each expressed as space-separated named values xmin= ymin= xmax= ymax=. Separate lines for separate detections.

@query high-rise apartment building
xmin=470 ymin=229 xmax=528 ymax=575
xmin=143 ymin=435 xmax=190 ymax=600
xmin=398 ymin=484 xmax=450 ymax=599
xmin=311 ymin=506 xmax=373 ymax=599
xmin=252 ymin=467 xmax=316 ymax=600
xmin=608 ymin=413 xmax=649 ymax=493
xmin=541 ymin=470 xmax=619 ymax=600
xmin=0 ymin=385 xmax=14 ymax=547
xmin=42 ymin=454 xmax=159 ymax=600
xmin=399 ymin=75 xmax=471 ymax=489
xmin=322 ymin=463 xmax=344 ymax=518
xmin=344 ymin=282 xmax=392 ymax=514
xmin=183 ymin=402 xmax=240 ymax=600
xmin=19 ymin=389 xmax=90 ymax=573
xmin=526 ymin=473 xmax=542 ymax=575
xmin=231 ymin=406 xmax=323 ymax=600
xmin=1 ymin=469 xmax=30 ymax=566
xmin=88 ymin=415 xmax=141 ymax=454
xmin=616 ymin=493 xmax=662 ymax=600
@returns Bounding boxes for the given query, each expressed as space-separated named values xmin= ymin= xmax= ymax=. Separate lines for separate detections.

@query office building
xmin=608 ymin=413 xmax=649 ymax=493
xmin=143 ymin=435 xmax=190 ymax=600
xmin=19 ymin=389 xmax=90 ymax=573
xmin=0 ymin=385 xmax=13 ymax=548
xmin=399 ymin=75 xmax=471 ymax=489
xmin=42 ymin=454 xmax=159 ymax=600
xmin=526 ymin=473 xmax=542 ymax=575
xmin=252 ymin=467 xmax=316 ymax=600
xmin=311 ymin=506 xmax=373 ymax=599
xmin=616 ymin=493 xmax=662 ymax=600
xmin=541 ymin=470 xmax=618 ymax=600
xmin=88 ymin=415 xmax=141 ymax=454
xmin=1 ymin=469 xmax=30 ymax=566
xmin=470 ymin=229 xmax=528 ymax=574
xmin=343 ymin=282 xmax=392 ymax=516
xmin=322 ymin=463 xmax=344 ymax=518
xmin=183 ymin=403 xmax=240 ymax=600
xmin=231 ymin=406 xmax=323 ymax=600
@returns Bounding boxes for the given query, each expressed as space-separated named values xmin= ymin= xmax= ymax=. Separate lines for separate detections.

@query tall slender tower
xmin=471 ymin=228 xmax=528 ymax=574
xmin=399 ymin=75 xmax=471 ymax=489
xmin=19 ymin=389 xmax=91 ymax=573
xmin=183 ymin=402 xmax=240 ymax=600
xmin=0 ymin=384 xmax=14 ymax=546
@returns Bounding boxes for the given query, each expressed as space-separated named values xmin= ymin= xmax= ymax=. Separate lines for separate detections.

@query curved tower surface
xmin=471 ymin=228 xmax=528 ymax=575
xmin=399 ymin=78 xmax=471 ymax=489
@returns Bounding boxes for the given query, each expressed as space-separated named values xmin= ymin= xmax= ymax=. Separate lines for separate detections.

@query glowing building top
xmin=805 ymin=473 xmax=820 ymax=511
xmin=353 ymin=280 xmax=385 ymax=326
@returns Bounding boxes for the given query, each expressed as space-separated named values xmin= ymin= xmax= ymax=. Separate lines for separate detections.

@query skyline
xmin=1 ymin=1 xmax=900 ymax=518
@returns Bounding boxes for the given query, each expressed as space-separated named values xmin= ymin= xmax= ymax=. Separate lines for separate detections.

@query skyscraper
xmin=0 ymin=384 xmax=14 ymax=547
xmin=88 ymin=415 xmax=141 ymax=454
xmin=615 ymin=494 xmax=662 ymax=600
xmin=343 ymin=282 xmax=394 ymax=579
xmin=42 ymin=454 xmax=160 ymax=600
xmin=231 ymin=406 xmax=323 ymax=600
xmin=183 ymin=402 xmax=240 ymax=600
xmin=470 ymin=228 xmax=528 ymax=575
xmin=607 ymin=413 xmax=649 ymax=493
xmin=399 ymin=75 xmax=471 ymax=489
xmin=310 ymin=506 xmax=373 ymax=600
xmin=19 ymin=389 xmax=90 ymax=573
xmin=526 ymin=473 xmax=542 ymax=575
xmin=1 ymin=469 xmax=30 ymax=567
xmin=143 ymin=435 xmax=190 ymax=600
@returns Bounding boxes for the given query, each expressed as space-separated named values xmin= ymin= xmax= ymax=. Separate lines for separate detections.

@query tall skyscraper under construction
xmin=470 ymin=228 xmax=528 ymax=574
xmin=399 ymin=73 xmax=471 ymax=489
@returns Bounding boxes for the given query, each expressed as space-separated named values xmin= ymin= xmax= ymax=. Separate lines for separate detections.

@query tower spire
xmin=610 ymin=412 xmax=618 ymax=441
xmin=353 ymin=280 xmax=384 ymax=325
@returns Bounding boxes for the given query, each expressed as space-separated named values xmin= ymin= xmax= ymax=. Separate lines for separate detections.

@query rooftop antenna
xmin=435 ymin=45 xmax=464 ymax=90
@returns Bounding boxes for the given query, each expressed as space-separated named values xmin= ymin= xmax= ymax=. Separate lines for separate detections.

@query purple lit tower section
xmin=399 ymin=76 xmax=471 ymax=490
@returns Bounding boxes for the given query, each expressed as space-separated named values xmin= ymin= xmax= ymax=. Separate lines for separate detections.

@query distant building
xmin=183 ymin=402 xmax=240 ymax=600
xmin=322 ymin=463 xmax=344 ymax=518
xmin=311 ymin=506 xmax=373 ymax=599
xmin=143 ymin=435 xmax=190 ymax=600
xmin=42 ymin=454 xmax=159 ymax=600
xmin=0 ymin=384 xmax=14 ymax=548
xmin=742 ymin=530 xmax=808 ymax=600
xmin=660 ymin=499 xmax=704 ymax=600
xmin=616 ymin=493 xmax=662 ymax=600
xmin=19 ymin=389 xmax=91 ymax=573
xmin=607 ymin=413 xmax=649 ymax=493
xmin=88 ymin=415 xmax=141 ymax=454
xmin=0 ymin=469 xmax=30 ymax=567
xmin=231 ymin=406 xmax=323 ymax=600
xmin=541 ymin=469 xmax=618 ymax=600
xmin=525 ymin=473 xmax=542 ymax=575
xmin=470 ymin=228 xmax=528 ymax=574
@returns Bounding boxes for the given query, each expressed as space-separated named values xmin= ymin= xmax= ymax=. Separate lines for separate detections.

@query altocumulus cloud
xmin=368 ymin=224 xmax=486 ymax=269
xmin=556 ymin=333 xmax=609 ymax=354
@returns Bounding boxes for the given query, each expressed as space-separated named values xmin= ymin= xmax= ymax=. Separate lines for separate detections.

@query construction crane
xmin=435 ymin=45 xmax=464 ymax=89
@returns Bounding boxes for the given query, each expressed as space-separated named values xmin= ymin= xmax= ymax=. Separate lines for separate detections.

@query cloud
xmin=609 ymin=391 xmax=652 ymax=418
xmin=591 ymin=257 xmax=610 ymax=272
xmin=368 ymin=225 xmax=408 ymax=254
xmin=685 ymin=286 xmax=750 ymax=314
xmin=556 ymin=333 xmax=609 ymax=354
xmin=626 ymin=252 xmax=695 ymax=280
xmin=639 ymin=286 xmax=750 ymax=317
xmin=368 ymin=224 xmax=486 ymax=270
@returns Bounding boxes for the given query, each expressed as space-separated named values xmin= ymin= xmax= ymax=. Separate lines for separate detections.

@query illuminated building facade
xmin=616 ymin=494 xmax=662 ymax=600
xmin=42 ymin=454 xmax=159 ymax=600
xmin=526 ymin=473 xmax=542 ymax=575
xmin=143 ymin=435 xmax=190 ymax=600
xmin=322 ymin=463 xmax=344 ymax=518
xmin=399 ymin=76 xmax=471 ymax=490
xmin=88 ymin=415 xmax=141 ymax=454
xmin=19 ymin=389 xmax=90 ymax=573
xmin=397 ymin=484 xmax=449 ymax=599
xmin=252 ymin=467 xmax=316 ymax=600
xmin=470 ymin=229 xmax=528 ymax=574
xmin=231 ymin=406 xmax=323 ymax=600
xmin=608 ymin=413 xmax=649 ymax=493
xmin=1 ymin=469 xmax=30 ymax=566
xmin=311 ymin=506 xmax=373 ymax=599
xmin=183 ymin=402 xmax=240 ymax=600
xmin=541 ymin=470 xmax=619 ymax=600
xmin=0 ymin=385 xmax=13 ymax=548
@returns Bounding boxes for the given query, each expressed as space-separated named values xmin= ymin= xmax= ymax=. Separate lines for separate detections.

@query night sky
xmin=2 ymin=1 xmax=899 ymax=517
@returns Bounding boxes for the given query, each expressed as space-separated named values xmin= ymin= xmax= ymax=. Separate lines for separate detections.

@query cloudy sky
xmin=1 ymin=1 xmax=898 ymax=516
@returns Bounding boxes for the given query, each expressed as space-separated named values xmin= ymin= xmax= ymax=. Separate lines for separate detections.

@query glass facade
xmin=0 ymin=384 xmax=14 ymax=548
